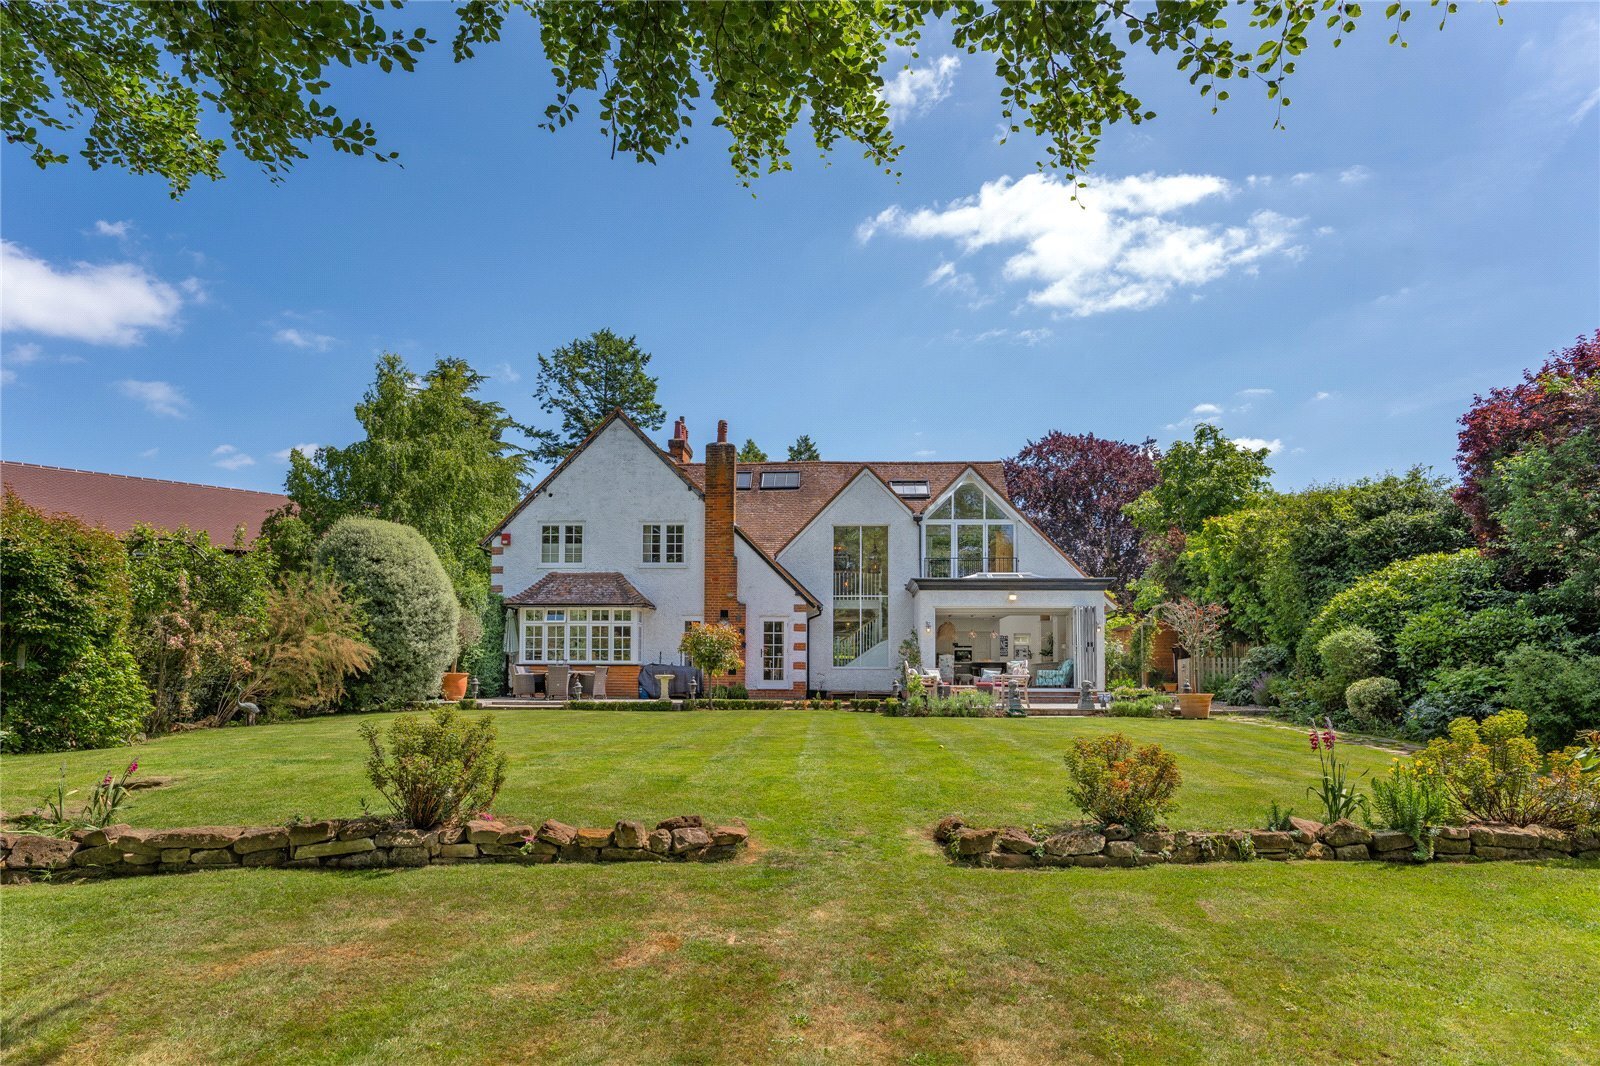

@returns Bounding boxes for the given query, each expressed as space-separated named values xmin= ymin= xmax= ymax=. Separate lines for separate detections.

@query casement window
xmin=762 ymin=620 xmax=786 ymax=682
xmin=832 ymin=525 xmax=889 ymax=668
xmin=520 ymin=608 xmax=636 ymax=663
xmin=540 ymin=523 xmax=584 ymax=564
xmin=642 ymin=522 xmax=686 ymax=565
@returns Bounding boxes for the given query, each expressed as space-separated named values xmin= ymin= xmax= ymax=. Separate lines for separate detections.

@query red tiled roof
xmin=681 ymin=460 xmax=1011 ymax=555
xmin=503 ymin=571 xmax=656 ymax=608
xmin=1 ymin=462 xmax=288 ymax=547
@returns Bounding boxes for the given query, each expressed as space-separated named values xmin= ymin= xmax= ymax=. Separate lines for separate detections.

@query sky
xmin=2 ymin=4 xmax=1597 ymax=496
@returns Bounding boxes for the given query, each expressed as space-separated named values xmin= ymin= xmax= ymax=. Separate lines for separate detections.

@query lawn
xmin=2 ymin=710 xmax=1596 ymax=1065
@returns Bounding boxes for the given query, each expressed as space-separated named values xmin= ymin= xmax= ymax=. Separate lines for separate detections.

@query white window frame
xmin=641 ymin=521 xmax=687 ymax=566
xmin=922 ymin=482 xmax=1016 ymax=576
xmin=539 ymin=523 xmax=584 ymax=565
xmin=761 ymin=619 xmax=787 ymax=683
xmin=518 ymin=607 xmax=638 ymax=664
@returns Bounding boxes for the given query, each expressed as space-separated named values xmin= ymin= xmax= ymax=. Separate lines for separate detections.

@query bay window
xmin=519 ymin=608 xmax=636 ymax=663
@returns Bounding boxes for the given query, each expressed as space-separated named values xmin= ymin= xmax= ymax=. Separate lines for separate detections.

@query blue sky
xmin=3 ymin=5 xmax=1596 ymax=494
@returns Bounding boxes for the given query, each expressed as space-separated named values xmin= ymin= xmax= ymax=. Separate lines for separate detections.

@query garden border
xmin=0 ymin=814 xmax=749 ymax=884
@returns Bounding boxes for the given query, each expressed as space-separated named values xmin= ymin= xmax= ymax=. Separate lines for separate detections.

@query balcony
xmin=923 ymin=554 xmax=1019 ymax=579
xmin=833 ymin=570 xmax=888 ymax=600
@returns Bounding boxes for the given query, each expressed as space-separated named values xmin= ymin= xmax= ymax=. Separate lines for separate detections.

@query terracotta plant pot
xmin=1162 ymin=683 xmax=1179 ymax=693
xmin=1176 ymin=693 xmax=1213 ymax=719
xmin=441 ymin=672 xmax=469 ymax=702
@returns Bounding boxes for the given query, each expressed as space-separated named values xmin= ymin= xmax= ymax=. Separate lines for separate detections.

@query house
xmin=0 ymin=461 xmax=288 ymax=551
xmin=482 ymin=411 xmax=1111 ymax=698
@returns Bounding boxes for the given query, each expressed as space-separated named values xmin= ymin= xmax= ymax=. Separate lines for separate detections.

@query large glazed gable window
xmin=923 ymin=482 xmax=1015 ymax=576
xmin=519 ymin=608 xmax=635 ymax=663
xmin=833 ymin=525 xmax=889 ymax=668
xmin=540 ymin=523 xmax=584 ymax=565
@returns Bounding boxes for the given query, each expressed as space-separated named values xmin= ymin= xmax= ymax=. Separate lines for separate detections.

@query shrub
xmin=125 ymin=524 xmax=271 ymax=733
xmin=1218 ymin=644 xmax=1290 ymax=705
xmin=1395 ymin=603 xmax=1567 ymax=689
xmin=1106 ymin=694 xmax=1171 ymax=718
xmin=1413 ymin=709 xmax=1599 ymax=828
xmin=707 ymin=683 xmax=749 ymax=700
xmin=567 ymin=700 xmax=678 ymax=711
xmin=249 ymin=572 xmax=377 ymax=717
xmin=468 ymin=593 xmax=506 ymax=698
xmin=1367 ymin=762 xmax=1451 ymax=859
xmin=1299 ymin=550 xmax=1498 ymax=671
xmin=1345 ymin=677 xmax=1402 ymax=726
xmin=0 ymin=491 xmax=149 ymax=752
xmin=1498 ymin=645 xmax=1600 ymax=750
xmin=359 ymin=705 xmax=508 ymax=828
xmin=316 ymin=517 xmax=458 ymax=709
xmin=1317 ymin=626 xmax=1384 ymax=690
xmin=1062 ymin=733 xmax=1181 ymax=832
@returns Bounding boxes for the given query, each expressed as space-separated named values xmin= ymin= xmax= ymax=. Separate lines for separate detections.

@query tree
xmin=787 ymin=435 xmax=821 ymax=462
xmin=679 ymin=622 xmax=744 ymax=685
xmin=4 ymin=2 xmax=1464 ymax=197
xmin=737 ymin=439 xmax=768 ymax=463
xmin=315 ymin=517 xmax=459 ymax=709
xmin=1183 ymin=470 xmax=1471 ymax=647
xmin=285 ymin=354 xmax=528 ymax=608
xmin=1004 ymin=431 xmax=1159 ymax=595
xmin=1127 ymin=424 xmax=1274 ymax=542
xmin=1454 ymin=331 xmax=1599 ymax=542
xmin=1484 ymin=429 xmax=1600 ymax=629
xmin=529 ymin=329 xmax=665 ymax=465
xmin=0 ymin=490 xmax=149 ymax=752
xmin=249 ymin=572 xmax=377 ymax=718
xmin=1159 ymin=597 xmax=1229 ymax=662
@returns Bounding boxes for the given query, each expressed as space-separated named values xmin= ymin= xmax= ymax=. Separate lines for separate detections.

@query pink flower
xmin=101 ymin=773 xmax=113 ymax=785
xmin=127 ymin=760 xmax=138 ymax=774
xmin=1322 ymin=730 xmax=1336 ymax=749
xmin=1308 ymin=731 xmax=1320 ymax=752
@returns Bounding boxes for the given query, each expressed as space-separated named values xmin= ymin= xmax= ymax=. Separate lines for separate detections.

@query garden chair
xmin=510 ymin=664 xmax=540 ymax=698
xmin=545 ymin=663 xmax=571 ymax=704
xmin=588 ymin=664 xmax=609 ymax=699
xmin=904 ymin=659 xmax=941 ymax=697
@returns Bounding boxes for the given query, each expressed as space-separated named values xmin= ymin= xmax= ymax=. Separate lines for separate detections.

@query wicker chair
xmin=510 ymin=664 xmax=540 ymax=698
xmin=587 ymin=664 xmax=609 ymax=699
xmin=545 ymin=663 xmax=571 ymax=703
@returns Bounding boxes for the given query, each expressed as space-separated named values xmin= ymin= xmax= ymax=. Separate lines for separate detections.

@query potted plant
xmin=442 ymin=611 xmax=483 ymax=703
xmin=1159 ymin=597 xmax=1229 ymax=719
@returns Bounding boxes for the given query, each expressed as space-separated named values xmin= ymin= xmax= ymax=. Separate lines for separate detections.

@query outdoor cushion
xmin=1035 ymin=661 xmax=1075 ymax=687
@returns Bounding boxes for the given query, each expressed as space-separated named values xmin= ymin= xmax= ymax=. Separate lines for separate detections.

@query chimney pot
xmin=717 ymin=419 xmax=728 ymax=443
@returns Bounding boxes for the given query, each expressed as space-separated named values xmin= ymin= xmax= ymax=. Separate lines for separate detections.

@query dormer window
xmin=890 ymin=480 xmax=929 ymax=498
xmin=760 ymin=470 xmax=800 ymax=490
xmin=736 ymin=471 xmax=752 ymax=490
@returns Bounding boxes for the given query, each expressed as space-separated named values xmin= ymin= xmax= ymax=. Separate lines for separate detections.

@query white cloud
xmin=1237 ymin=387 xmax=1274 ymax=397
xmin=139 ymin=447 xmax=159 ymax=458
xmin=1338 ymin=165 xmax=1373 ymax=185
xmin=1312 ymin=391 xmax=1332 ymax=401
xmin=882 ymin=55 xmax=960 ymax=118
xmin=271 ymin=443 xmax=320 ymax=463
xmin=7 ymin=342 xmax=44 ymax=365
xmin=211 ymin=444 xmax=256 ymax=470
xmin=913 ymin=448 xmax=937 ymax=458
xmin=494 ymin=362 xmax=521 ymax=383
xmin=0 ymin=368 xmax=15 ymax=386
xmin=1232 ymin=437 xmax=1284 ymax=455
xmin=1290 ymin=172 xmax=1314 ymax=185
xmin=1191 ymin=403 xmax=1223 ymax=417
xmin=274 ymin=327 xmax=336 ymax=351
xmin=861 ymin=172 xmax=1304 ymax=316
xmin=116 ymin=379 xmax=189 ymax=418
xmin=2 ymin=242 xmax=193 ymax=345
xmin=94 ymin=220 xmax=132 ymax=238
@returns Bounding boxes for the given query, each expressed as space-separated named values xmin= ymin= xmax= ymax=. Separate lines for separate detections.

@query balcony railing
xmin=922 ymin=554 xmax=1019 ymax=578
xmin=833 ymin=570 xmax=888 ymax=599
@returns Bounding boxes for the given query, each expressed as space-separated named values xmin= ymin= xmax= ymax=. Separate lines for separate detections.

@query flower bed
xmin=0 ymin=814 xmax=749 ymax=884
xmin=933 ymin=815 xmax=1600 ymax=869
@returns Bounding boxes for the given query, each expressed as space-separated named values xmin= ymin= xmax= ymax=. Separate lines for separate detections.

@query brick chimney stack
xmin=703 ymin=418 xmax=745 ymax=684
xmin=666 ymin=416 xmax=693 ymax=464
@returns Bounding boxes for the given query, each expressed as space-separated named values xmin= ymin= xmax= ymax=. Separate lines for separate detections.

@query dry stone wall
xmin=935 ymin=815 xmax=1600 ymax=868
xmin=0 ymin=814 xmax=749 ymax=884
